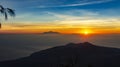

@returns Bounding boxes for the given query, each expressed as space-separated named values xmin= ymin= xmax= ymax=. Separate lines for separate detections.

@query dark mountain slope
xmin=0 ymin=42 xmax=120 ymax=67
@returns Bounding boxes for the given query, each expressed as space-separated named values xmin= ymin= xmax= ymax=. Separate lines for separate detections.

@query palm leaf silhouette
xmin=0 ymin=5 xmax=15 ymax=28
xmin=0 ymin=5 xmax=4 ymax=13
xmin=7 ymin=8 xmax=15 ymax=17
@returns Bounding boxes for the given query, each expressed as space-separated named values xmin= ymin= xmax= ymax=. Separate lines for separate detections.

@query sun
xmin=84 ymin=31 xmax=89 ymax=35
xmin=80 ymin=29 xmax=92 ymax=35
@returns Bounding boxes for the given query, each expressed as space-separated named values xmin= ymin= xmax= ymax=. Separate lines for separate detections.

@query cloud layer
xmin=36 ymin=0 xmax=113 ymax=8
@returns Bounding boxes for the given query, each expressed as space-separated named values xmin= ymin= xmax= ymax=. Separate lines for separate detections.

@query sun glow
xmin=80 ymin=29 xmax=93 ymax=35
xmin=84 ymin=31 xmax=89 ymax=35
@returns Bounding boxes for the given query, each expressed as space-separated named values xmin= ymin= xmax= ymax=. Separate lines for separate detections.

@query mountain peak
xmin=79 ymin=42 xmax=94 ymax=46
xmin=66 ymin=42 xmax=95 ymax=47
xmin=0 ymin=42 xmax=120 ymax=67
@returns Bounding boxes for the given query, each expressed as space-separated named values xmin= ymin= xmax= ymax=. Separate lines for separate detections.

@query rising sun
xmin=80 ymin=29 xmax=92 ymax=35
xmin=84 ymin=31 xmax=89 ymax=35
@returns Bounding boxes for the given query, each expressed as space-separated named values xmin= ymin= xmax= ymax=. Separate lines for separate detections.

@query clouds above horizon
xmin=0 ymin=0 xmax=120 ymax=33
xmin=35 ymin=0 xmax=113 ymax=8
xmin=2 ymin=9 xmax=120 ymax=31
xmin=0 ymin=0 xmax=115 ymax=8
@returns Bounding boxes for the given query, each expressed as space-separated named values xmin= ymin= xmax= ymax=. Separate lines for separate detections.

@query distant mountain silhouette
xmin=42 ymin=31 xmax=60 ymax=34
xmin=0 ymin=42 xmax=120 ymax=67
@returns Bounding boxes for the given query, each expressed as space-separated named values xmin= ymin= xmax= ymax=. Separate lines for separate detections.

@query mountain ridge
xmin=0 ymin=42 xmax=120 ymax=67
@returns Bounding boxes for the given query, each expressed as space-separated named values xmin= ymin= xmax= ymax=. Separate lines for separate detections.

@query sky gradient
xmin=0 ymin=0 xmax=120 ymax=34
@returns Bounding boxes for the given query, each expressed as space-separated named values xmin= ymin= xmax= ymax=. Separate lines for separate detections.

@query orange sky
xmin=0 ymin=0 xmax=120 ymax=34
xmin=0 ymin=24 xmax=120 ymax=34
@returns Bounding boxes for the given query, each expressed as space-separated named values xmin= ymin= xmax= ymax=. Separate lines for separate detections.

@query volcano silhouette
xmin=0 ymin=42 xmax=120 ymax=67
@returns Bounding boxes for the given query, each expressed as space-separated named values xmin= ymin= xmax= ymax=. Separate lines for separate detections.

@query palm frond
xmin=0 ymin=5 xmax=4 ymax=10
xmin=0 ymin=5 xmax=16 ymax=29
xmin=7 ymin=8 xmax=15 ymax=17
xmin=0 ymin=5 xmax=5 ymax=14
xmin=4 ymin=12 xmax=8 ymax=20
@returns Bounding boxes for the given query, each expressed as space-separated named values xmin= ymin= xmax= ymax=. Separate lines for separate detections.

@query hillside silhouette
xmin=42 ymin=31 xmax=61 ymax=34
xmin=0 ymin=42 xmax=120 ymax=67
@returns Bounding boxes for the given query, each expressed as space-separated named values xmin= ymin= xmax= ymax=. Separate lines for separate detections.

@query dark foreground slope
xmin=0 ymin=42 xmax=120 ymax=67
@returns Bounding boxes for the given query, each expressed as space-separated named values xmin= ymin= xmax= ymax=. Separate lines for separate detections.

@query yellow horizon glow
xmin=0 ymin=24 xmax=120 ymax=34
xmin=79 ymin=29 xmax=93 ymax=35
xmin=84 ymin=31 xmax=89 ymax=35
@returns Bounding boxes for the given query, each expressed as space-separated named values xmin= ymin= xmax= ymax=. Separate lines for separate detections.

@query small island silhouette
xmin=0 ymin=42 xmax=120 ymax=67
xmin=41 ymin=31 xmax=61 ymax=34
